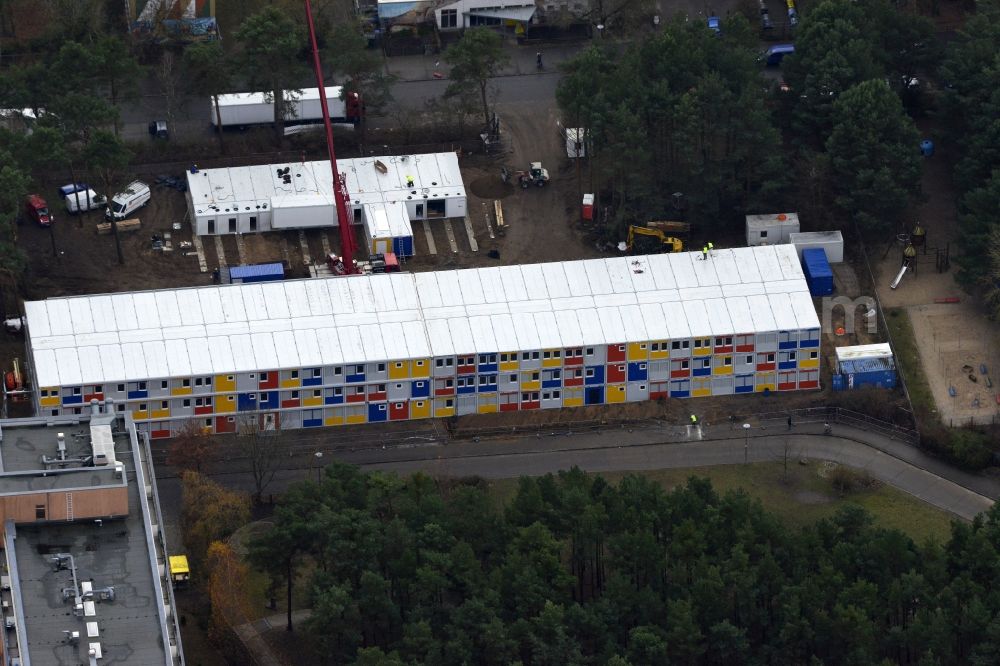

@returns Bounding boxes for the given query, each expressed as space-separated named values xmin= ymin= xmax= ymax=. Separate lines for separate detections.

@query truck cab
xmin=24 ymin=194 xmax=52 ymax=227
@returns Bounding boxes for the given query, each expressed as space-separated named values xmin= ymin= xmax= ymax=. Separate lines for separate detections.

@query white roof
xmin=26 ymin=245 xmax=817 ymax=387
xmin=836 ymin=343 xmax=893 ymax=361
xmin=187 ymin=153 xmax=467 ymax=219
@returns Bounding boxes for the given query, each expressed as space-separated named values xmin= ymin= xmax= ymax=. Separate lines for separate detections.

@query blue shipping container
xmin=802 ymin=248 xmax=834 ymax=296
xmin=228 ymin=263 xmax=285 ymax=284
xmin=833 ymin=357 xmax=897 ymax=390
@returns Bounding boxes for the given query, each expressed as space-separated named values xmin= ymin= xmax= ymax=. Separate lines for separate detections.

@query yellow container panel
xmin=345 ymin=414 xmax=367 ymax=425
xmin=606 ymin=385 xmax=627 ymax=404
xmin=627 ymin=343 xmax=648 ymax=361
xmin=215 ymin=395 xmax=236 ymax=413
xmin=650 ymin=350 xmax=669 ymax=360
xmin=542 ymin=358 xmax=561 ymax=368
xmin=755 ymin=384 xmax=775 ymax=393
xmin=693 ymin=348 xmax=712 ymax=357
xmin=520 ymin=380 xmax=540 ymax=391
xmin=324 ymin=416 xmax=345 ymax=426
xmin=171 ymin=387 xmax=193 ymax=396
xmin=713 ymin=366 xmax=733 ymax=376
xmin=563 ymin=397 xmax=584 ymax=408
xmin=477 ymin=403 xmax=498 ymax=414
xmin=40 ymin=397 xmax=59 ymax=407
xmin=388 ymin=363 xmax=409 ymax=380
xmin=798 ymin=359 xmax=820 ymax=369
xmin=215 ymin=375 xmax=235 ymax=392
xmin=435 ymin=407 xmax=456 ymax=418
xmin=411 ymin=401 xmax=431 ymax=419
xmin=500 ymin=361 xmax=519 ymax=372
xmin=132 ymin=410 xmax=149 ymax=420
xmin=280 ymin=378 xmax=301 ymax=389
xmin=303 ymin=397 xmax=323 ymax=407
xmin=150 ymin=408 xmax=170 ymax=419
xmin=410 ymin=360 xmax=430 ymax=377
xmin=692 ymin=388 xmax=712 ymax=397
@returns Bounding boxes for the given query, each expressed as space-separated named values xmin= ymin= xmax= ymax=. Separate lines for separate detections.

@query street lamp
xmin=742 ymin=423 xmax=751 ymax=464
xmin=314 ymin=451 xmax=324 ymax=483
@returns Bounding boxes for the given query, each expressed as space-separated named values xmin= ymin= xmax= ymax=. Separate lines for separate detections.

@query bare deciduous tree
xmin=236 ymin=414 xmax=289 ymax=503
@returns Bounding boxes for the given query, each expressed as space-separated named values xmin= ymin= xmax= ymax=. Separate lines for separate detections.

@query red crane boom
xmin=303 ymin=0 xmax=357 ymax=274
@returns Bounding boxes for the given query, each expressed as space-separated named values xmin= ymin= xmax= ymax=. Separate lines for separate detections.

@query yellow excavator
xmin=626 ymin=225 xmax=684 ymax=254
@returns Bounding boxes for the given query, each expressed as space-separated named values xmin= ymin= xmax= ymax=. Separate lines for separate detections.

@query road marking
xmin=320 ymin=231 xmax=332 ymax=257
xmin=298 ymin=230 xmax=312 ymax=266
xmin=442 ymin=219 xmax=459 ymax=253
xmin=190 ymin=235 xmax=208 ymax=273
xmin=420 ymin=220 xmax=437 ymax=255
xmin=213 ymin=235 xmax=227 ymax=267
xmin=462 ymin=214 xmax=479 ymax=251
xmin=483 ymin=202 xmax=495 ymax=240
xmin=235 ymin=233 xmax=247 ymax=264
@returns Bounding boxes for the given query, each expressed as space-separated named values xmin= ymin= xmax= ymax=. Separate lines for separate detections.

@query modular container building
xmin=225 ymin=263 xmax=285 ymax=284
xmin=789 ymin=230 xmax=844 ymax=263
xmin=801 ymin=248 xmax=834 ymax=296
xmin=186 ymin=152 xmax=467 ymax=239
xmin=746 ymin=213 xmax=800 ymax=246
xmin=831 ymin=343 xmax=896 ymax=390
xmin=210 ymin=86 xmax=362 ymax=128
xmin=363 ymin=202 xmax=414 ymax=258
xmin=23 ymin=244 xmax=821 ymax=439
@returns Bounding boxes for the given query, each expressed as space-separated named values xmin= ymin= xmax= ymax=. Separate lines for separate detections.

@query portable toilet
xmin=801 ymin=248 xmax=834 ymax=296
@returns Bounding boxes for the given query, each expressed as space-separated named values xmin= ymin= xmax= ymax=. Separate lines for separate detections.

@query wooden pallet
xmin=96 ymin=218 xmax=141 ymax=235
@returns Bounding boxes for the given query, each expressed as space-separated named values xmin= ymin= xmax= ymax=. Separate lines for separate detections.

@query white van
xmin=105 ymin=181 xmax=150 ymax=221
xmin=64 ymin=188 xmax=106 ymax=214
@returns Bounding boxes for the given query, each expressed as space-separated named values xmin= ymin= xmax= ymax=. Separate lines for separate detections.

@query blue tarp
xmin=228 ymin=263 xmax=284 ymax=284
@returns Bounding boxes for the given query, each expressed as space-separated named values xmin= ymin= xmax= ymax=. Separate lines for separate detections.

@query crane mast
xmin=303 ymin=0 xmax=357 ymax=274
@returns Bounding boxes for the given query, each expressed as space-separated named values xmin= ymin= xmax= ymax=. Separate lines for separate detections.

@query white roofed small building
xmin=185 ymin=152 xmax=467 ymax=258
xmin=22 ymin=245 xmax=822 ymax=439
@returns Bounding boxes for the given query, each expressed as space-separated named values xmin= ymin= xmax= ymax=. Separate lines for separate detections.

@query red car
xmin=24 ymin=194 xmax=53 ymax=227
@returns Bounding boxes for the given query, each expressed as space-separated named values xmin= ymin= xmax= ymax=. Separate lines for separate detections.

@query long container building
xmin=22 ymin=245 xmax=821 ymax=439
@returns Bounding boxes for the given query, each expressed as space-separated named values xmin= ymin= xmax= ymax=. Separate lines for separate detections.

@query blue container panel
xmin=779 ymin=340 xmax=797 ymax=350
xmin=238 ymin=394 xmax=257 ymax=411
xmin=585 ymin=366 xmax=605 ymax=385
xmin=368 ymin=403 xmax=388 ymax=422
xmin=346 ymin=373 xmax=366 ymax=383
xmin=477 ymin=363 xmax=498 ymax=373
xmin=127 ymin=390 xmax=148 ymax=400
xmin=259 ymin=392 xmax=278 ymax=409
xmin=393 ymin=235 xmax=414 ymax=258
xmin=734 ymin=384 xmax=754 ymax=394
xmin=324 ymin=394 xmax=344 ymax=405
xmin=692 ymin=367 xmax=711 ymax=377
xmin=778 ymin=361 xmax=797 ymax=370
xmin=457 ymin=385 xmax=476 ymax=395
xmin=229 ymin=262 xmax=285 ymax=283
xmin=62 ymin=395 xmax=83 ymax=405
xmin=541 ymin=379 xmax=561 ymax=389
xmin=627 ymin=363 xmax=648 ymax=382
xmin=302 ymin=376 xmax=322 ymax=387
xmin=585 ymin=387 xmax=604 ymax=405
xmin=411 ymin=380 xmax=430 ymax=398
xmin=670 ymin=389 xmax=690 ymax=398
xmin=303 ymin=419 xmax=323 ymax=428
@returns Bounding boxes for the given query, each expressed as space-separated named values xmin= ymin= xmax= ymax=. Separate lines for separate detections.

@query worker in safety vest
xmin=702 ymin=246 xmax=708 ymax=261
xmin=708 ymin=242 xmax=714 ymax=256
xmin=406 ymin=175 xmax=414 ymax=188
xmin=690 ymin=414 xmax=698 ymax=425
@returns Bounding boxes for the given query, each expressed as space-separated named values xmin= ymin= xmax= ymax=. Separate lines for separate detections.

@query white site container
xmin=789 ymin=230 xmax=844 ymax=264
xmin=746 ymin=212 xmax=800 ymax=246
xmin=565 ymin=128 xmax=586 ymax=158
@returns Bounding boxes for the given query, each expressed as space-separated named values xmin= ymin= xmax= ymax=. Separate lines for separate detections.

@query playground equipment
xmin=885 ymin=222 xmax=950 ymax=289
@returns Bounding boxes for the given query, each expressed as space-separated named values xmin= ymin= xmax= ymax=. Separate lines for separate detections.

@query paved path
xmin=233 ymin=609 xmax=312 ymax=666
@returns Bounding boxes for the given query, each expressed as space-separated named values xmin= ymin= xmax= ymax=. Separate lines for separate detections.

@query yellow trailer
xmin=169 ymin=555 xmax=190 ymax=585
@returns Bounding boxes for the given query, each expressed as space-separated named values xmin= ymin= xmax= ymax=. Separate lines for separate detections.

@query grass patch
xmin=485 ymin=461 xmax=955 ymax=544
xmin=884 ymin=307 xmax=936 ymax=416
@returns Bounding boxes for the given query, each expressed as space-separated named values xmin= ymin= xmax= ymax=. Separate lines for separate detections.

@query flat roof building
xmin=22 ymin=245 xmax=822 ymax=438
xmin=185 ymin=153 xmax=467 ymax=258
xmin=0 ymin=405 xmax=184 ymax=665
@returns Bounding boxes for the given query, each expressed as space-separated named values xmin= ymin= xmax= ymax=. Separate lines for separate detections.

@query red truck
xmin=24 ymin=194 xmax=53 ymax=227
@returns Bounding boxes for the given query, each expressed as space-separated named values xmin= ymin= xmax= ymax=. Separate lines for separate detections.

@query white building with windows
xmin=434 ymin=0 xmax=538 ymax=30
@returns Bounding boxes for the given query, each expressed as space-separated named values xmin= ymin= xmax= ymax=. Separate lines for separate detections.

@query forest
xmin=230 ymin=463 xmax=1000 ymax=665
